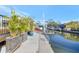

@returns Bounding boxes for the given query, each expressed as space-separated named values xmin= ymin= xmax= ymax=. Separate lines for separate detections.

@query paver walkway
xmin=14 ymin=32 xmax=53 ymax=53
xmin=37 ymin=33 xmax=53 ymax=53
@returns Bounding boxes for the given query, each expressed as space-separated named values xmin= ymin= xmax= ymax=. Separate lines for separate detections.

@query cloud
xmin=0 ymin=5 xmax=11 ymax=15
xmin=9 ymin=6 xmax=30 ymax=16
xmin=61 ymin=19 xmax=79 ymax=24
xmin=0 ymin=5 xmax=30 ymax=16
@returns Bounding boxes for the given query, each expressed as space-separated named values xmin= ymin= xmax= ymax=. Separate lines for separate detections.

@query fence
xmin=6 ymin=32 xmax=27 ymax=53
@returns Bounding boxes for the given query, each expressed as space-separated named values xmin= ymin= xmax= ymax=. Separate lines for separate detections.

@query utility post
xmin=42 ymin=13 xmax=46 ymax=33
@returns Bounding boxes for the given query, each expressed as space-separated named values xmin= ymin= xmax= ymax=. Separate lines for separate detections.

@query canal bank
xmin=14 ymin=32 xmax=53 ymax=53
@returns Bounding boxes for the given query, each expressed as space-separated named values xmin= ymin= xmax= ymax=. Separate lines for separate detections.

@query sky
xmin=0 ymin=5 xmax=79 ymax=23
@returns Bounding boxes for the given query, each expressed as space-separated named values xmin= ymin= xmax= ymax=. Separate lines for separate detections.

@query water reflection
xmin=58 ymin=31 xmax=79 ymax=42
xmin=47 ymin=31 xmax=79 ymax=53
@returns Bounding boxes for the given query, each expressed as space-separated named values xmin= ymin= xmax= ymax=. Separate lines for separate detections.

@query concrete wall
xmin=6 ymin=32 xmax=27 ymax=53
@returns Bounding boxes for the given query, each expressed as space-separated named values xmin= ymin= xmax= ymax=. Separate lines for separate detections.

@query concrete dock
xmin=14 ymin=32 xmax=53 ymax=53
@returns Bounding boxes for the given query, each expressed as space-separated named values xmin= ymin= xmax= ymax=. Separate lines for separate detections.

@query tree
xmin=47 ymin=20 xmax=60 ymax=28
xmin=8 ymin=10 xmax=36 ymax=37
xmin=8 ymin=10 xmax=22 ymax=36
xmin=65 ymin=21 xmax=79 ymax=31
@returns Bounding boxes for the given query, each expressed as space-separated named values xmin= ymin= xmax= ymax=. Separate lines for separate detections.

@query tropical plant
xmin=8 ymin=10 xmax=35 ymax=37
xmin=8 ymin=10 xmax=20 ymax=36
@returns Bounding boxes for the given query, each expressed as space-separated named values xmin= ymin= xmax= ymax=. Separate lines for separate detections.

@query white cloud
xmin=61 ymin=19 xmax=79 ymax=24
xmin=10 ymin=6 xmax=30 ymax=16
xmin=0 ymin=5 xmax=30 ymax=16
xmin=0 ymin=5 xmax=11 ymax=15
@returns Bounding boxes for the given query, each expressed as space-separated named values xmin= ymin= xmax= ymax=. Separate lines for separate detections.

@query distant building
xmin=0 ymin=15 xmax=9 ymax=34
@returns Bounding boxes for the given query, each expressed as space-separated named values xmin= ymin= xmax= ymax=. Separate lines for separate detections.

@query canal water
xmin=46 ymin=31 xmax=79 ymax=53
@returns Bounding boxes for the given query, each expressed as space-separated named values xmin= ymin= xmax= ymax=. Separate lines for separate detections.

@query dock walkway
xmin=14 ymin=32 xmax=53 ymax=53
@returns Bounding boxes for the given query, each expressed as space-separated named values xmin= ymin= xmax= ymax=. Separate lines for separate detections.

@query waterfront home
xmin=64 ymin=27 xmax=71 ymax=31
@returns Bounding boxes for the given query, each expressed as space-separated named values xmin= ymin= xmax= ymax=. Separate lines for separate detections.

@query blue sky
xmin=0 ymin=5 xmax=79 ymax=23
